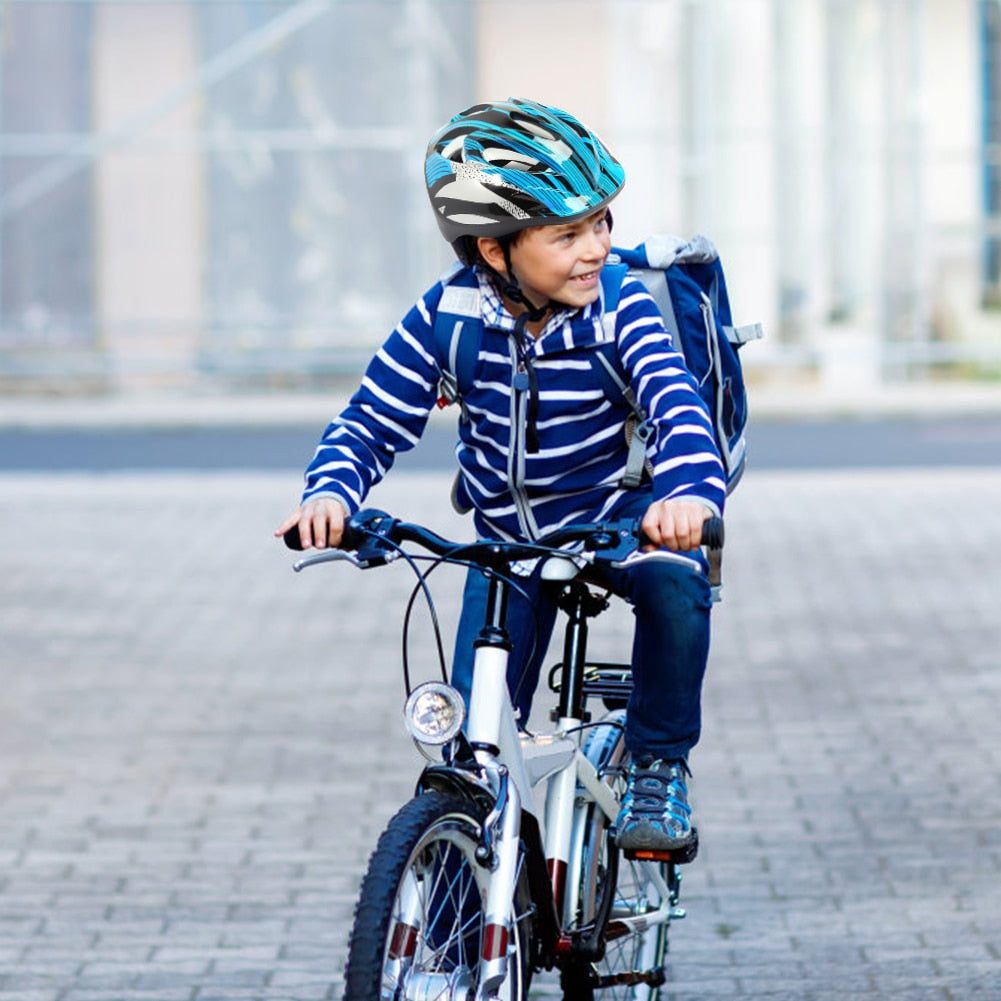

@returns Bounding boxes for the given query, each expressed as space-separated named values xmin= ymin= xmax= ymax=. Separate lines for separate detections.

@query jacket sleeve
xmin=614 ymin=277 xmax=727 ymax=516
xmin=300 ymin=286 xmax=445 ymax=512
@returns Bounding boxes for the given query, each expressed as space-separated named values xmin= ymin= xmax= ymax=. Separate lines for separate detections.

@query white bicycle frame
xmin=295 ymin=535 xmax=701 ymax=1000
xmin=465 ymin=557 xmax=687 ymax=1000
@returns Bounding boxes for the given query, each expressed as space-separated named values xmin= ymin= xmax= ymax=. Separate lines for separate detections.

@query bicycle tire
xmin=561 ymin=710 xmax=673 ymax=1001
xmin=343 ymin=789 xmax=535 ymax=1001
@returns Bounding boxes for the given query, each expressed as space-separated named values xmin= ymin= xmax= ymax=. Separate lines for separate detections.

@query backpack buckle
xmin=621 ymin=418 xmax=653 ymax=489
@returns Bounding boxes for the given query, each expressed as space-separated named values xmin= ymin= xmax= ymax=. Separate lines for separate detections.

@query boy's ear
xmin=476 ymin=236 xmax=508 ymax=274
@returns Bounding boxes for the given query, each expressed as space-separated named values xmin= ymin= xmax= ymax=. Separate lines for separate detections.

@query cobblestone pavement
xmin=1 ymin=467 xmax=1000 ymax=1000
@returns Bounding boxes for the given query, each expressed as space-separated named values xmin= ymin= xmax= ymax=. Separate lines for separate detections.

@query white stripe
xmin=417 ymin=296 xmax=432 ymax=326
xmin=399 ymin=327 xmax=436 ymax=367
xmin=350 ymin=406 xmax=421 ymax=447
xmin=359 ymin=375 xmax=429 ymax=419
xmin=375 ymin=347 xmax=434 ymax=389
xmin=663 ymin=422 xmax=718 ymax=444
xmin=653 ymin=450 xmax=723 ymax=475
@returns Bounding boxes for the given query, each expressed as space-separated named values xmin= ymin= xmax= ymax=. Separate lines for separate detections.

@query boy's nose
xmin=583 ymin=228 xmax=611 ymax=260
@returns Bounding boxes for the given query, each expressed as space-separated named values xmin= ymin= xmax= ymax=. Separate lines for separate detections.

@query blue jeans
xmin=450 ymin=498 xmax=713 ymax=762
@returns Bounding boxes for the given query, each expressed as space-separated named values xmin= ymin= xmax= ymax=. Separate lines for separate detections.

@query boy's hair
xmin=459 ymin=208 xmax=614 ymax=268
xmin=455 ymin=232 xmax=516 ymax=268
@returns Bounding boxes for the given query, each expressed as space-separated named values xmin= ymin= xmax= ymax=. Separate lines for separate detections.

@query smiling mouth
xmin=570 ymin=270 xmax=600 ymax=283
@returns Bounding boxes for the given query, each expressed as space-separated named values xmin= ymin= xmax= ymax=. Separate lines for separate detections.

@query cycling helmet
xmin=425 ymin=98 xmax=625 ymax=262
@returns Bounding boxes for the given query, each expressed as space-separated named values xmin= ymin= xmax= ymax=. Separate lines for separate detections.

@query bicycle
xmin=286 ymin=508 xmax=723 ymax=1001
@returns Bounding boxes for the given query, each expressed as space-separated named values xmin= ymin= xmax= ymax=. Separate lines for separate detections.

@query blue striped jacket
xmin=302 ymin=265 xmax=726 ymax=541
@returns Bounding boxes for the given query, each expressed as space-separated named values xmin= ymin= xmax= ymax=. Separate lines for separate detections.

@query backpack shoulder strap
xmin=595 ymin=264 xmax=641 ymax=414
xmin=595 ymin=264 xmax=651 ymax=489
xmin=432 ymin=266 xmax=482 ymax=417
xmin=599 ymin=261 xmax=628 ymax=341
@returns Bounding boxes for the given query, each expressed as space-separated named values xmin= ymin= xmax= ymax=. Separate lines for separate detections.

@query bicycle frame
xmin=292 ymin=510 xmax=719 ymax=999
xmin=450 ymin=564 xmax=678 ymax=997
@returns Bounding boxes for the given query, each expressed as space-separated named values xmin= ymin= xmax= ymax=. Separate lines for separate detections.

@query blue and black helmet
xmin=425 ymin=98 xmax=625 ymax=260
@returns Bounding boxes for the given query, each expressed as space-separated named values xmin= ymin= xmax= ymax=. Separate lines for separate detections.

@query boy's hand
xmin=274 ymin=497 xmax=348 ymax=550
xmin=640 ymin=499 xmax=716 ymax=552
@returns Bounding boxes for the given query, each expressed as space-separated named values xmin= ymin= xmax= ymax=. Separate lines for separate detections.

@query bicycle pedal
xmin=595 ymin=966 xmax=666 ymax=990
xmin=622 ymin=828 xmax=699 ymax=865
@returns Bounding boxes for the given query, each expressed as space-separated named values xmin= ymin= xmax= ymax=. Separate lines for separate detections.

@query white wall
xmin=93 ymin=2 xmax=204 ymax=383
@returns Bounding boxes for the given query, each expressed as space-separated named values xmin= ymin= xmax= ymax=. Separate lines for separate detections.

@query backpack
xmin=433 ymin=234 xmax=762 ymax=493
xmin=602 ymin=235 xmax=763 ymax=491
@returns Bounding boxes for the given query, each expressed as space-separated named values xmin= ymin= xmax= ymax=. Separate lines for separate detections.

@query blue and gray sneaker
xmin=615 ymin=757 xmax=697 ymax=855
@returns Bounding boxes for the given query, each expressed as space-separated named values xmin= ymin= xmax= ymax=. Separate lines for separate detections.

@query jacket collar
xmin=474 ymin=267 xmax=604 ymax=347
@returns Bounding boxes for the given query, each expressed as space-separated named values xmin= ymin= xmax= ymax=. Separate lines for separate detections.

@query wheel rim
xmin=382 ymin=813 xmax=526 ymax=1001
xmin=573 ymin=713 xmax=670 ymax=1001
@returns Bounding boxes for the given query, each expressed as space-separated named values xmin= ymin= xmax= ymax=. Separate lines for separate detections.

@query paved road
xmin=3 ymin=414 xmax=1001 ymax=472
xmin=1 ymin=466 xmax=1000 ymax=1000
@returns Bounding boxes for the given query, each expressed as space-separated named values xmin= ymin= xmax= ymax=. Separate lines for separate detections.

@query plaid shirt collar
xmin=474 ymin=267 xmax=600 ymax=339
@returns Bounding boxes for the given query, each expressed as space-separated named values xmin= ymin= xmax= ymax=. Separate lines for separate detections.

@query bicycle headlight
xmin=404 ymin=682 xmax=465 ymax=745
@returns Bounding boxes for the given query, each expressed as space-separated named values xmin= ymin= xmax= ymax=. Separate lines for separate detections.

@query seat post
xmin=554 ymin=581 xmax=592 ymax=722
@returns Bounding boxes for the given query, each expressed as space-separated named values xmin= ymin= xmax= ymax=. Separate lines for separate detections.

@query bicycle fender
xmin=416 ymin=765 xmax=495 ymax=815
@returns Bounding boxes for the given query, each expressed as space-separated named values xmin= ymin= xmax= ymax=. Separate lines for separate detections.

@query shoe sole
xmin=618 ymin=826 xmax=699 ymax=864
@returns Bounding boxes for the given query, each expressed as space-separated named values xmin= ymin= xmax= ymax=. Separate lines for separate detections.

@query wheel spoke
xmin=563 ymin=712 xmax=674 ymax=1001
xmin=345 ymin=792 xmax=533 ymax=1001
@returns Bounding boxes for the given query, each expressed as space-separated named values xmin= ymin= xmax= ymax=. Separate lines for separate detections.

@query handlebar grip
xmin=634 ymin=515 xmax=724 ymax=551
xmin=283 ymin=525 xmax=306 ymax=551
xmin=282 ymin=512 xmax=377 ymax=552
xmin=702 ymin=516 xmax=725 ymax=550
xmin=339 ymin=520 xmax=370 ymax=552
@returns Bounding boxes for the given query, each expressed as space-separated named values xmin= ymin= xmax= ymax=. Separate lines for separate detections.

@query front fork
xmin=475 ymin=728 xmax=603 ymax=997
xmin=465 ymin=576 xmax=529 ymax=999
xmin=474 ymin=758 xmax=523 ymax=1001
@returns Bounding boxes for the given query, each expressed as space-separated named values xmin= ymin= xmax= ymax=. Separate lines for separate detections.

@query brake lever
xmin=598 ymin=515 xmax=724 ymax=570
xmin=609 ymin=549 xmax=705 ymax=572
xmin=293 ymin=545 xmax=398 ymax=573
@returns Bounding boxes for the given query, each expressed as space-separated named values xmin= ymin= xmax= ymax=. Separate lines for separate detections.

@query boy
xmin=275 ymin=98 xmax=725 ymax=853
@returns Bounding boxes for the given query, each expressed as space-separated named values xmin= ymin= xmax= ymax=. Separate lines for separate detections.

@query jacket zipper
xmin=508 ymin=343 xmax=539 ymax=541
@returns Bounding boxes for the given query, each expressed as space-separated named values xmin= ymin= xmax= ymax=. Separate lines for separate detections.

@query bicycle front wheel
xmin=343 ymin=790 xmax=534 ymax=1001
xmin=563 ymin=710 xmax=674 ymax=1001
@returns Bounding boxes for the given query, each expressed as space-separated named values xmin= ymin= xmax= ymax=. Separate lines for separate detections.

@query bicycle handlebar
xmin=285 ymin=508 xmax=724 ymax=571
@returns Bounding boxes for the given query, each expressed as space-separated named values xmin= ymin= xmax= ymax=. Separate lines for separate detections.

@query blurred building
xmin=0 ymin=0 xmax=999 ymax=392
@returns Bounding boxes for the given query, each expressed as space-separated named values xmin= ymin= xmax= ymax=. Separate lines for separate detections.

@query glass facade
xmin=982 ymin=0 xmax=1001 ymax=303
xmin=0 ymin=0 xmax=996 ymax=386
xmin=0 ymin=3 xmax=96 ymax=355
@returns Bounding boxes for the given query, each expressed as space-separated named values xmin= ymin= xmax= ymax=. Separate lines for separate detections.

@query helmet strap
xmin=489 ymin=241 xmax=552 ymax=324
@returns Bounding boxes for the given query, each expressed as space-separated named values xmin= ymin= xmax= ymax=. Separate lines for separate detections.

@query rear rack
xmin=548 ymin=661 xmax=634 ymax=711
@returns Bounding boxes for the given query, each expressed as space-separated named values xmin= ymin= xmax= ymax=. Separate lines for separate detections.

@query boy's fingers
xmin=310 ymin=509 xmax=330 ymax=549
xmin=274 ymin=511 xmax=307 ymax=544
xmin=640 ymin=507 xmax=669 ymax=550
xmin=275 ymin=501 xmax=347 ymax=550
xmin=295 ymin=518 xmax=311 ymax=549
xmin=311 ymin=502 xmax=345 ymax=550
xmin=673 ymin=510 xmax=697 ymax=551
xmin=641 ymin=501 xmax=710 ymax=551
xmin=327 ymin=511 xmax=345 ymax=549
xmin=274 ymin=511 xmax=314 ymax=549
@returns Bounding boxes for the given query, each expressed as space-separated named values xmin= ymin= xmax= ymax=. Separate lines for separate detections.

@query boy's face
xmin=482 ymin=209 xmax=612 ymax=311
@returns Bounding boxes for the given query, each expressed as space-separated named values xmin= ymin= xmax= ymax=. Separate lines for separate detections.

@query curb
xmin=1 ymin=381 xmax=1001 ymax=429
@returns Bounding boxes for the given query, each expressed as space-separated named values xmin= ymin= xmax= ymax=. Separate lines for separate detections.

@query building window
xmin=983 ymin=0 xmax=1001 ymax=304
xmin=0 ymin=3 xmax=96 ymax=351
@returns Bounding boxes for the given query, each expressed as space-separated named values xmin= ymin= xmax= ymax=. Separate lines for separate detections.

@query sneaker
xmin=615 ymin=757 xmax=697 ymax=854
